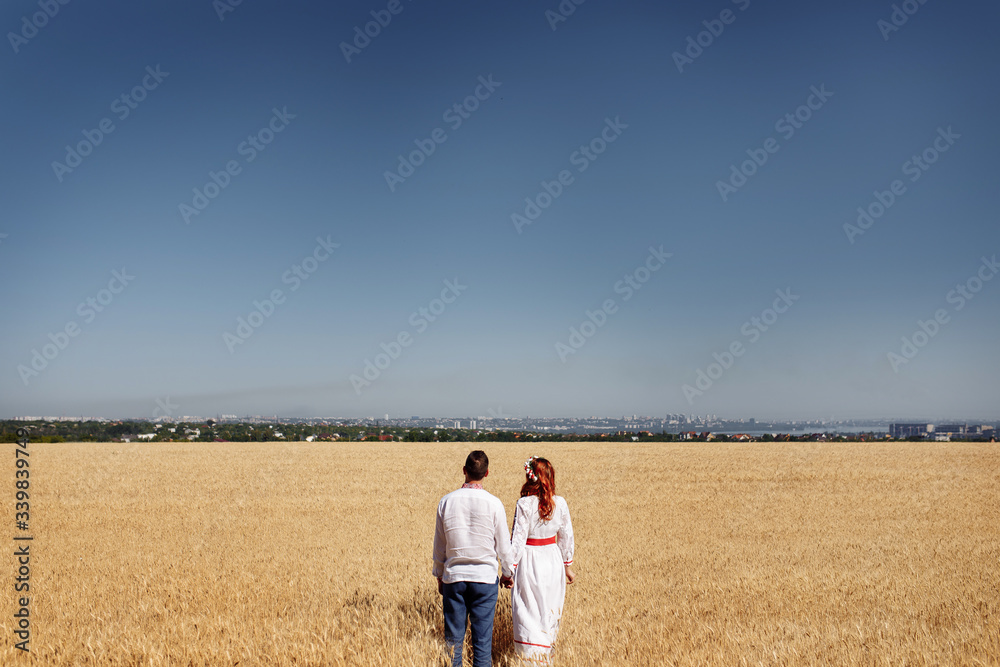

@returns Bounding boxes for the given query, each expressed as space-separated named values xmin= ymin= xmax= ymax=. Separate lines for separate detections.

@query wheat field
xmin=1 ymin=440 xmax=998 ymax=665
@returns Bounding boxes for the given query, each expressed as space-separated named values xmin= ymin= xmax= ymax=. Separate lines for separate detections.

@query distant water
xmin=715 ymin=428 xmax=889 ymax=436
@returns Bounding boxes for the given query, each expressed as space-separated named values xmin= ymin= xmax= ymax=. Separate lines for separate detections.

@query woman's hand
xmin=565 ymin=565 xmax=575 ymax=584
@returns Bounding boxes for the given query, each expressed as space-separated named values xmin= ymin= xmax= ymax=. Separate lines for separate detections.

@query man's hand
xmin=565 ymin=566 xmax=576 ymax=585
xmin=437 ymin=577 xmax=443 ymax=595
xmin=500 ymin=575 xmax=513 ymax=589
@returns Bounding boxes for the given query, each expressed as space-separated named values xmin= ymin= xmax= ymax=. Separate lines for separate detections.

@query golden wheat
xmin=1 ymin=441 xmax=997 ymax=665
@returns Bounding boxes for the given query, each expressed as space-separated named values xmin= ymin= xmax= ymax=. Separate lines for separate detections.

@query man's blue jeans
xmin=442 ymin=579 xmax=498 ymax=667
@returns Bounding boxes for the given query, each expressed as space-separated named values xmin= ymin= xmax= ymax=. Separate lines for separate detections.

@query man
xmin=433 ymin=450 xmax=515 ymax=667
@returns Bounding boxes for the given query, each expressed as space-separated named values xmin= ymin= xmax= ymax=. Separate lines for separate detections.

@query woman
xmin=510 ymin=456 xmax=575 ymax=663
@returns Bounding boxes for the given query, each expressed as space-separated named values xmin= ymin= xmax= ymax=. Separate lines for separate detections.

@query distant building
xmin=889 ymin=423 xmax=931 ymax=438
xmin=935 ymin=424 xmax=966 ymax=435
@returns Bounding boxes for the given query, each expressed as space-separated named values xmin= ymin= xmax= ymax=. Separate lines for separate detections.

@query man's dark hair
xmin=465 ymin=450 xmax=489 ymax=480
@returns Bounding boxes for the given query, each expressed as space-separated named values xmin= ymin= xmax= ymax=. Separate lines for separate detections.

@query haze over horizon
xmin=2 ymin=1 xmax=998 ymax=421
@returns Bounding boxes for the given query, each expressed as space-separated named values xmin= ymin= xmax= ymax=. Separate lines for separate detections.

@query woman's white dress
xmin=510 ymin=494 xmax=574 ymax=662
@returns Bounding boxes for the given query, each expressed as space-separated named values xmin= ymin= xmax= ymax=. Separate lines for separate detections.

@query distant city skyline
xmin=2 ymin=1 xmax=997 ymax=420
xmin=6 ymin=411 xmax=998 ymax=427
xmin=6 ymin=413 xmax=997 ymax=444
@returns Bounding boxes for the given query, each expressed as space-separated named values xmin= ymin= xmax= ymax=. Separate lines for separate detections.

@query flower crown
xmin=524 ymin=456 xmax=539 ymax=482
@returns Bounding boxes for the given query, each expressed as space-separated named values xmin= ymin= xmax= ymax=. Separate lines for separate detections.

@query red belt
xmin=526 ymin=536 xmax=557 ymax=546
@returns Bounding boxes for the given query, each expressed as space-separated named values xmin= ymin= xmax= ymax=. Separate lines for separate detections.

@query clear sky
xmin=1 ymin=0 xmax=997 ymax=421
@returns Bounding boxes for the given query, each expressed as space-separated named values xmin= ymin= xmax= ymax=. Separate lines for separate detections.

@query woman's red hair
xmin=520 ymin=457 xmax=555 ymax=521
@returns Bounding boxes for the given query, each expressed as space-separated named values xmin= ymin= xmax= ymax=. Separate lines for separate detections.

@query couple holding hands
xmin=433 ymin=451 xmax=575 ymax=666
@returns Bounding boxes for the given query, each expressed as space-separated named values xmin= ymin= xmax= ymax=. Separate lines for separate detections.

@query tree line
xmin=1 ymin=420 xmax=972 ymax=443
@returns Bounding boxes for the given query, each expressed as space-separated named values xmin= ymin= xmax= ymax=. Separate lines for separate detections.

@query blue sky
xmin=1 ymin=0 xmax=997 ymax=421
